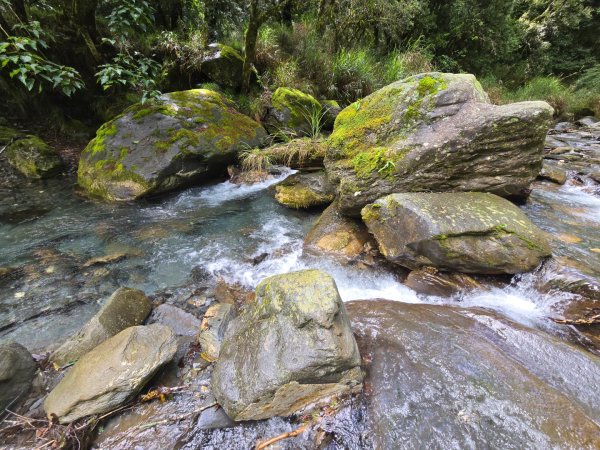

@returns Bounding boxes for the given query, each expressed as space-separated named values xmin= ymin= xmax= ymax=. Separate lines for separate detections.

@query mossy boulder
xmin=304 ymin=200 xmax=377 ymax=263
xmin=362 ymin=192 xmax=551 ymax=274
xmin=51 ymin=287 xmax=152 ymax=367
xmin=4 ymin=136 xmax=63 ymax=179
xmin=264 ymin=87 xmax=323 ymax=137
xmin=44 ymin=324 xmax=177 ymax=423
xmin=211 ymin=269 xmax=362 ymax=421
xmin=274 ymin=171 xmax=334 ymax=209
xmin=200 ymin=43 xmax=245 ymax=89
xmin=77 ymin=89 xmax=268 ymax=201
xmin=326 ymin=72 xmax=554 ymax=216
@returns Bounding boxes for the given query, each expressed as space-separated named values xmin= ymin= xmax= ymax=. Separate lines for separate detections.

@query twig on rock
xmin=255 ymin=423 xmax=310 ymax=450
xmin=552 ymin=314 xmax=600 ymax=326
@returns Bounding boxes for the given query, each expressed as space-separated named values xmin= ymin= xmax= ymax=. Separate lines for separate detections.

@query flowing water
xmin=1 ymin=127 xmax=599 ymax=448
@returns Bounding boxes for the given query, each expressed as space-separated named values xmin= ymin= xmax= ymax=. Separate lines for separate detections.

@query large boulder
xmin=0 ymin=341 xmax=36 ymax=416
xmin=325 ymin=72 xmax=554 ymax=215
xmin=348 ymin=300 xmax=600 ymax=449
xmin=200 ymin=43 xmax=245 ymax=89
xmin=264 ymin=88 xmax=322 ymax=137
xmin=211 ymin=270 xmax=362 ymax=421
xmin=274 ymin=171 xmax=335 ymax=209
xmin=362 ymin=192 xmax=551 ymax=274
xmin=304 ymin=200 xmax=376 ymax=262
xmin=44 ymin=324 xmax=177 ymax=423
xmin=5 ymin=136 xmax=63 ymax=178
xmin=78 ymin=89 xmax=268 ymax=201
xmin=51 ymin=287 xmax=152 ymax=367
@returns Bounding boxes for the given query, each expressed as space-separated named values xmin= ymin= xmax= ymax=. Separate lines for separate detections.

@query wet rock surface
xmin=404 ymin=267 xmax=483 ymax=297
xmin=326 ymin=72 xmax=553 ymax=215
xmin=348 ymin=300 xmax=600 ymax=450
xmin=304 ymin=200 xmax=378 ymax=263
xmin=211 ymin=270 xmax=362 ymax=421
xmin=362 ymin=192 xmax=551 ymax=274
xmin=44 ymin=324 xmax=177 ymax=423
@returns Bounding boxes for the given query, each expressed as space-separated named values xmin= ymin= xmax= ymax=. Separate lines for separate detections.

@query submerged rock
xmin=348 ymin=300 xmax=600 ymax=449
xmin=44 ymin=324 xmax=177 ymax=423
xmin=325 ymin=72 xmax=554 ymax=215
xmin=51 ymin=287 xmax=152 ymax=367
xmin=78 ymin=89 xmax=267 ymax=201
xmin=211 ymin=270 xmax=362 ymax=421
xmin=5 ymin=136 xmax=63 ymax=179
xmin=404 ymin=267 xmax=483 ymax=296
xmin=0 ymin=341 xmax=36 ymax=416
xmin=362 ymin=192 xmax=551 ymax=274
xmin=264 ymin=87 xmax=322 ymax=137
xmin=304 ymin=200 xmax=377 ymax=263
xmin=274 ymin=171 xmax=335 ymax=209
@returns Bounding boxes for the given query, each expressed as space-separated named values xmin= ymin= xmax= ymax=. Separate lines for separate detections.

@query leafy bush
xmin=0 ymin=21 xmax=83 ymax=96
xmin=329 ymin=48 xmax=378 ymax=103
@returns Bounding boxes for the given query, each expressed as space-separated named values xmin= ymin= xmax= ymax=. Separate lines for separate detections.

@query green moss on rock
xmin=78 ymin=89 xmax=267 ymax=201
xmin=5 ymin=136 xmax=63 ymax=179
xmin=265 ymin=88 xmax=323 ymax=137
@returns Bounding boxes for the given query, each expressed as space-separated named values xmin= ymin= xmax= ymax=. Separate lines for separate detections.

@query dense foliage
xmin=0 ymin=0 xmax=598 ymax=124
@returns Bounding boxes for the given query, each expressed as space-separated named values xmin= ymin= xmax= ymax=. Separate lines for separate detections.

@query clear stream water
xmin=1 ymin=129 xmax=599 ymax=448
xmin=2 ymin=168 xmax=598 ymax=350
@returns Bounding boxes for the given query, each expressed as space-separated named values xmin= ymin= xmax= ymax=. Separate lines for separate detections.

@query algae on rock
xmin=5 ymin=136 xmax=63 ymax=179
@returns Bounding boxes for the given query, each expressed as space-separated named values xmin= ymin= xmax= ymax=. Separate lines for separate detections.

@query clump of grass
xmin=480 ymin=75 xmax=597 ymax=119
xmin=267 ymin=138 xmax=325 ymax=167
xmin=383 ymin=44 xmax=435 ymax=84
xmin=329 ymin=48 xmax=379 ymax=104
xmin=240 ymin=148 xmax=273 ymax=172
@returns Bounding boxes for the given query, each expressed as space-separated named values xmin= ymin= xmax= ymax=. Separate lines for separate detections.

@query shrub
xmin=329 ymin=48 xmax=378 ymax=104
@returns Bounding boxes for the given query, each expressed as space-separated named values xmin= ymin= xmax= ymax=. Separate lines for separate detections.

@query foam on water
xmin=151 ymin=172 xmax=597 ymax=330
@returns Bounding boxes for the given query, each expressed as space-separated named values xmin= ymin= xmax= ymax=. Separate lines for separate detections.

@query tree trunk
xmin=11 ymin=0 xmax=27 ymax=22
xmin=66 ymin=0 xmax=101 ymax=63
xmin=241 ymin=0 xmax=261 ymax=93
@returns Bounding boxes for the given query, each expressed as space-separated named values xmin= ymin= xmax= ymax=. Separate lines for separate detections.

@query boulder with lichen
xmin=211 ymin=269 xmax=362 ymax=421
xmin=77 ymin=89 xmax=268 ymax=201
xmin=325 ymin=72 xmax=554 ymax=216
